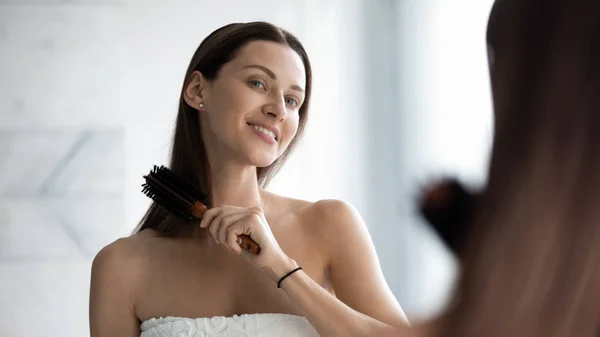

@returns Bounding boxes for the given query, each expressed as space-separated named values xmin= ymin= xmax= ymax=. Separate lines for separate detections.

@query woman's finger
xmin=207 ymin=206 xmax=248 ymax=243
xmin=227 ymin=221 xmax=249 ymax=255
xmin=217 ymin=211 xmax=251 ymax=245
xmin=199 ymin=207 xmax=222 ymax=229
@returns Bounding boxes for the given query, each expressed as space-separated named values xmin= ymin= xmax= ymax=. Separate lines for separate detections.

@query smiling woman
xmin=89 ymin=21 xmax=408 ymax=337
xmin=182 ymin=41 xmax=307 ymax=170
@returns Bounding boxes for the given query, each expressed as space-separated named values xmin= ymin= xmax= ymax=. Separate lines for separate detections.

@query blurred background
xmin=0 ymin=0 xmax=494 ymax=335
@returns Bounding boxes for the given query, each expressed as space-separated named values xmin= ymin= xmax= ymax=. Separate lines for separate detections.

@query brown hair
xmin=439 ymin=1 xmax=600 ymax=336
xmin=134 ymin=22 xmax=312 ymax=236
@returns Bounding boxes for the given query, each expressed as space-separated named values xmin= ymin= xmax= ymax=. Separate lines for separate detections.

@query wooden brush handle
xmin=237 ymin=234 xmax=261 ymax=254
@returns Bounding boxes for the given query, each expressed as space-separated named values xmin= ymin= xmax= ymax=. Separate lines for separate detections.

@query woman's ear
xmin=183 ymin=71 xmax=209 ymax=111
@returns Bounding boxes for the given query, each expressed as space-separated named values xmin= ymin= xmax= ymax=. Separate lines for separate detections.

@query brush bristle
xmin=152 ymin=166 xmax=209 ymax=205
xmin=141 ymin=165 xmax=210 ymax=222
xmin=142 ymin=184 xmax=195 ymax=221
xmin=149 ymin=166 xmax=208 ymax=204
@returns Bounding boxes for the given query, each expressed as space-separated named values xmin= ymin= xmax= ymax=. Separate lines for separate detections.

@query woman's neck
xmin=209 ymin=164 xmax=264 ymax=208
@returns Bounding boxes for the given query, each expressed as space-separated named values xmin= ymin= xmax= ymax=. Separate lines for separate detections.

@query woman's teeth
xmin=250 ymin=124 xmax=276 ymax=139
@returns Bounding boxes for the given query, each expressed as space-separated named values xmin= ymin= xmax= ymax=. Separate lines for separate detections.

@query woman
xmin=89 ymin=22 xmax=408 ymax=337
xmin=414 ymin=1 xmax=600 ymax=337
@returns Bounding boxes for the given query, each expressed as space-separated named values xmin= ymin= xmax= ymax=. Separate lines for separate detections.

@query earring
xmin=199 ymin=103 xmax=204 ymax=108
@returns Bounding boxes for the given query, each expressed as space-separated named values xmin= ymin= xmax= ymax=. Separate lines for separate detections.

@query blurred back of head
xmin=440 ymin=0 xmax=600 ymax=336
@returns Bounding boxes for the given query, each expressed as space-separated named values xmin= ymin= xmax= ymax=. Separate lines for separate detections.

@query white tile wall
xmin=0 ymin=1 xmax=125 ymax=336
xmin=0 ymin=198 xmax=83 ymax=259
xmin=0 ymin=0 xmax=123 ymax=5
xmin=0 ymin=260 xmax=91 ymax=336
xmin=0 ymin=131 xmax=81 ymax=194
xmin=0 ymin=5 xmax=125 ymax=130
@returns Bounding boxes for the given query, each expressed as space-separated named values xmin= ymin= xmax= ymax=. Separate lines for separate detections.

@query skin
xmin=89 ymin=40 xmax=409 ymax=337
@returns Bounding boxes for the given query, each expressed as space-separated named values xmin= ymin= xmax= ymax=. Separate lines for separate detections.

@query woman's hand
xmin=199 ymin=205 xmax=297 ymax=282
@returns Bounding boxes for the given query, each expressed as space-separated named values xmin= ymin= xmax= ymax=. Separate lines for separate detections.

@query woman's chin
xmin=246 ymin=153 xmax=279 ymax=168
xmin=253 ymin=159 xmax=278 ymax=168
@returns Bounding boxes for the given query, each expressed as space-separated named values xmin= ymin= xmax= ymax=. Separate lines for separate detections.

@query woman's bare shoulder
xmin=264 ymin=191 xmax=311 ymax=212
xmin=266 ymin=191 xmax=358 ymax=232
xmin=91 ymin=229 xmax=160 ymax=286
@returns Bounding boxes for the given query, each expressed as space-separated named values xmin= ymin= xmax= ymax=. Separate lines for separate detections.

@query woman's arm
xmin=201 ymin=200 xmax=410 ymax=337
xmin=270 ymin=200 xmax=409 ymax=337
xmin=89 ymin=239 xmax=141 ymax=337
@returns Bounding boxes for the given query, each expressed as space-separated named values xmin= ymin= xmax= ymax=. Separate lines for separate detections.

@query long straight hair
xmin=440 ymin=1 xmax=600 ymax=336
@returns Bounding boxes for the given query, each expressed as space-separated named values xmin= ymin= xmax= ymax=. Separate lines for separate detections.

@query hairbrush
xmin=419 ymin=178 xmax=478 ymax=254
xmin=141 ymin=165 xmax=261 ymax=254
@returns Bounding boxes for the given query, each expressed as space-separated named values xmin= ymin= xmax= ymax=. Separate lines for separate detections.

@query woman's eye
xmin=250 ymin=80 xmax=265 ymax=89
xmin=285 ymin=97 xmax=298 ymax=107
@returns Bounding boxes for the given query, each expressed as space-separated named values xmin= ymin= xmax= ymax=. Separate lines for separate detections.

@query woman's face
xmin=186 ymin=40 xmax=307 ymax=168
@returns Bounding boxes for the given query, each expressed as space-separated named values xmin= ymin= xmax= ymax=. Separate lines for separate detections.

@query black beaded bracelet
xmin=277 ymin=266 xmax=303 ymax=288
